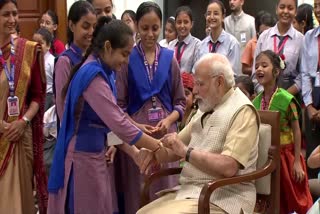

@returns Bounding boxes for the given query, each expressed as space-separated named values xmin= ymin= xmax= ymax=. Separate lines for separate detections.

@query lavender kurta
xmin=115 ymin=47 xmax=186 ymax=214
xmin=54 ymin=55 xmax=72 ymax=120
xmin=48 ymin=58 xmax=142 ymax=214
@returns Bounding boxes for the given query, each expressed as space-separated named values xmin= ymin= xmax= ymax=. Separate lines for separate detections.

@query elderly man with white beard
xmin=137 ymin=53 xmax=260 ymax=214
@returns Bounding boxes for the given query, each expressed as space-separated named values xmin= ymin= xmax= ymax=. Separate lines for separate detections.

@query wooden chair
xmin=141 ymin=110 xmax=280 ymax=214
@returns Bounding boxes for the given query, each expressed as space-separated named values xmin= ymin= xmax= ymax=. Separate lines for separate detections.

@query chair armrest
xmin=140 ymin=167 xmax=182 ymax=207
xmin=198 ymin=146 xmax=277 ymax=214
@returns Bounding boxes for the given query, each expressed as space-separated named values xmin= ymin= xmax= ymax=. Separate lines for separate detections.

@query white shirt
xmin=44 ymin=51 xmax=55 ymax=93
xmin=159 ymin=39 xmax=169 ymax=48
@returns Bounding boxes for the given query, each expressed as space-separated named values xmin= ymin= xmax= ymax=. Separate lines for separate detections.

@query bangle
xmin=152 ymin=141 xmax=163 ymax=153
xmin=185 ymin=147 xmax=194 ymax=162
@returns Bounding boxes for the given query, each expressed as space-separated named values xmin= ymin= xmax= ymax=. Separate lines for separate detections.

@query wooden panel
xmin=50 ymin=1 xmax=67 ymax=44
xmin=17 ymin=0 xmax=48 ymax=40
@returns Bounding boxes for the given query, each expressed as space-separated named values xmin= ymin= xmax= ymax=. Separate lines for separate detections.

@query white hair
xmin=194 ymin=53 xmax=235 ymax=88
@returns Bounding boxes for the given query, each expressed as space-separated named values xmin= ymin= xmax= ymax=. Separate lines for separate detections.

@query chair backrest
xmin=255 ymin=123 xmax=272 ymax=195
xmin=256 ymin=110 xmax=280 ymax=213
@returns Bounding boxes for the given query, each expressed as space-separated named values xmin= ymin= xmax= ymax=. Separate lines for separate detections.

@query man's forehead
xmin=195 ymin=65 xmax=211 ymax=79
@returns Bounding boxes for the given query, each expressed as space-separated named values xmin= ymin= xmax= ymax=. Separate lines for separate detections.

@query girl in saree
xmin=0 ymin=0 xmax=47 ymax=213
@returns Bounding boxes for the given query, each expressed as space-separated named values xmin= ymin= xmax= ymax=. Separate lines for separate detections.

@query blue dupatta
xmin=126 ymin=46 xmax=174 ymax=115
xmin=48 ymin=59 xmax=115 ymax=193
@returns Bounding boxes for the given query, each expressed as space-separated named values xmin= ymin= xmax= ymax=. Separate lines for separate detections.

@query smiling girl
xmin=253 ymin=0 xmax=303 ymax=95
xmin=167 ymin=6 xmax=200 ymax=73
xmin=195 ymin=0 xmax=241 ymax=75
xmin=54 ymin=1 xmax=96 ymax=121
xmin=159 ymin=16 xmax=177 ymax=48
xmin=116 ymin=2 xmax=186 ymax=213
xmin=0 ymin=0 xmax=47 ymax=213
xmin=253 ymin=50 xmax=313 ymax=213
xmin=39 ymin=10 xmax=65 ymax=56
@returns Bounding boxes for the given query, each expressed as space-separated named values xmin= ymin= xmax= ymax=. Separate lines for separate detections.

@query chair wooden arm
xmin=198 ymin=146 xmax=278 ymax=214
xmin=140 ymin=167 xmax=182 ymax=207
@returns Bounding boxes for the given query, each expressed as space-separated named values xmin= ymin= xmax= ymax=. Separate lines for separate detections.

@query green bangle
xmin=185 ymin=147 xmax=194 ymax=162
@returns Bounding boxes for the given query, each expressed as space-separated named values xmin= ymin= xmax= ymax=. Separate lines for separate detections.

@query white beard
xmin=197 ymin=98 xmax=213 ymax=112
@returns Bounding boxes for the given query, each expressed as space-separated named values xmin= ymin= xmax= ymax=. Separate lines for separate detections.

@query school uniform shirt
xmin=159 ymin=39 xmax=169 ymax=48
xmin=168 ymin=33 xmax=201 ymax=73
xmin=44 ymin=51 xmax=55 ymax=94
xmin=301 ymin=27 xmax=320 ymax=106
xmin=253 ymin=24 xmax=304 ymax=92
xmin=224 ymin=11 xmax=256 ymax=54
xmin=194 ymin=30 xmax=241 ymax=75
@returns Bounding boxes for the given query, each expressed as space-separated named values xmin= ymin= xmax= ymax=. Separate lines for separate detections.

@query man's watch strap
xmin=185 ymin=147 xmax=194 ymax=162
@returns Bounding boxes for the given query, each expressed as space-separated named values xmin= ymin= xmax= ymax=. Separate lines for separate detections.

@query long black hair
xmin=67 ymin=1 xmax=95 ymax=45
xmin=62 ymin=16 xmax=133 ymax=99
xmin=295 ymin=3 xmax=314 ymax=34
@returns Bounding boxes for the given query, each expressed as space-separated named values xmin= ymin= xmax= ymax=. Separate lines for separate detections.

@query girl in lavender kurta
xmin=116 ymin=2 xmax=186 ymax=214
xmin=54 ymin=1 xmax=96 ymax=120
xmin=48 ymin=18 xmax=168 ymax=214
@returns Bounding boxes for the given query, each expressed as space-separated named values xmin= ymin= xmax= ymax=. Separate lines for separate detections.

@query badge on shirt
xmin=240 ymin=33 xmax=247 ymax=43
xmin=7 ymin=96 xmax=20 ymax=117
xmin=148 ymin=107 xmax=164 ymax=122
xmin=315 ymin=72 xmax=320 ymax=87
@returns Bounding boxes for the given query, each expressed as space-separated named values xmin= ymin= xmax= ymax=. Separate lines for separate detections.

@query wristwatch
xmin=185 ymin=147 xmax=194 ymax=162
xmin=22 ymin=116 xmax=31 ymax=125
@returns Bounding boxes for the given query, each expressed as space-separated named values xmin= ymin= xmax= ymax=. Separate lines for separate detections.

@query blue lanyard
xmin=0 ymin=37 xmax=15 ymax=96
xmin=139 ymin=42 xmax=159 ymax=83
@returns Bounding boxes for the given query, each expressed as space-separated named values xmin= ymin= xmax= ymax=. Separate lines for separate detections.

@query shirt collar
xmin=213 ymin=87 xmax=235 ymax=111
xmin=271 ymin=23 xmax=295 ymax=39
xmin=231 ymin=11 xmax=244 ymax=20
xmin=176 ymin=33 xmax=192 ymax=45
xmin=209 ymin=29 xmax=226 ymax=44
xmin=314 ymin=26 xmax=320 ymax=38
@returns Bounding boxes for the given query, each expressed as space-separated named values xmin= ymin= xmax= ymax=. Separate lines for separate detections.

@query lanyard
xmin=209 ymin=41 xmax=220 ymax=53
xmin=139 ymin=42 xmax=159 ymax=82
xmin=0 ymin=37 xmax=15 ymax=97
xmin=175 ymin=42 xmax=187 ymax=66
xmin=273 ymin=35 xmax=289 ymax=55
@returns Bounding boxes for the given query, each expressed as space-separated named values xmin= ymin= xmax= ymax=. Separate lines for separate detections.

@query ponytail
xmin=62 ymin=16 xmax=113 ymax=99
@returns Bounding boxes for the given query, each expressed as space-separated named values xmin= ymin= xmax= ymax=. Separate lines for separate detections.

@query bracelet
xmin=152 ymin=141 xmax=163 ymax=153
xmin=185 ymin=147 xmax=194 ymax=162
xmin=21 ymin=116 xmax=31 ymax=125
